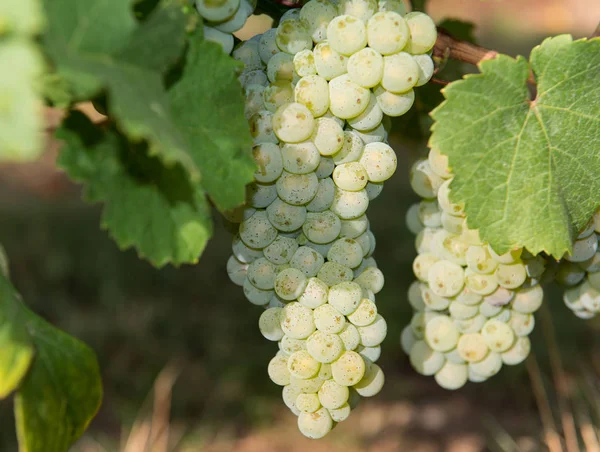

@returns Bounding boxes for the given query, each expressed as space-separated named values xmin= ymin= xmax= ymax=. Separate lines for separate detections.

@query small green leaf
xmin=0 ymin=276 xmax=34 ymax=399
xmin=169 ymin=31 xmax=255 ymax=211
xmin=14 ymin=306 xmax=102 ymax=452
xmin=42 ymin=0 xmax=197 ymax=179
xmin=430 ymin=35 xmax=600 ymax=257
xmin=57 ymin=112 xmax=213 ymax=267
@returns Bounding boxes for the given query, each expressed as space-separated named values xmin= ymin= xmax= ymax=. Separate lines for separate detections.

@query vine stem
xmin=432 ymin=27 xmax=537 ymax=85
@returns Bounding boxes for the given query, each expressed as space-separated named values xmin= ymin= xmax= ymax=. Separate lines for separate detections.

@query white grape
xmin=448 ymin=300 xmax=478 ymax=320
xmin=333 ymin=131 xmax=365 ymax=165
xmin=314 ymin=303 xmax=346 ymax=333
xmin=315 ymin=155 xmax=335 ymax=179
xmin=262 ymin=81 xmax=294 ymax=112
xmin=331 ymin=350 xmax=366 ymax=386
xmin=424 ymin=315 xmax=459 ymax=352
xmin=328 ymin=74 xmax=371 ymax=120
xmin=249 ymin=110 xmax=278 ymax=144
xmin=276 ymin=171 xmax=319 ymax=205
xmin=359 ymin=142 xmax=397 ymax=183
xmin=374 ymin=85 xmax=415 ymax=116
xmin=252 ymin=142 xmax=283 ymax=183
xmin=311 ymin=117 xmax=345 ymax=156
xmin=326 ymin=15 xmax=367 ymax=56
xmin=456 ymin=333 xmax=489 ymax=363
xmin=328 ymin=281 xmax=362 ymax=314
xmin=354 ymin=267 xmax=385 ymax=293
xmin=501 ymin=336 xmax=530 ymax=365
xmin=413 ymin=54 xmax=434 ymax=86
xmin=357 ymin=314 xmax=387 ymax=346
xmin=239 ymin=210 xmax=278 ymax=248
xmin=303 ymin=210 xmax=341 ymax=244
xmin=267 ymin=52 xmax=294 ymax=82
xmin=300 ymin=0 xmax=338 ymax=42
xmin=281 ymin=141 xmax=321 ymax=175
xmin=404 ymin=11 xmax=437 ymax=55
xmin=259 ymin=307 xmax=285 ymax=341
xmin=353 ymin=362 xmax=384 ymax=397
xmin=377 ymin=0 xmax=406 ymax=14
xmin=358 ymin=344 xmax=381 ymax=362
xmin=196 ymin=0 xmax=240 ymax=23
xmin=259 ymin=29 xmax=280 ymax=64
xmin=464 ymin=269 xmax=498 ymax=296
xmin=565 ymin=233 xmax=598 ymax=262
xmin=232 ymin=234 xmax=263 ymax=263
xmin=339 ymin=323 xmax=361 ymax=350
xmin=495 ymin=262 xmax=527 ymax=289
xmin=318 ymin=379 xmax=349 ymax=409
xmin=298 ymin=276 xmax=329 ymax=308
xmin=347 ymin=93 xmax=383 ymax=132
xmin=275 ymin=269 xmax=309 ymax=301
xmin=327 ymin=237 xmax=363 ymax=268
xmin=481 ymin=319 xmax=515 ymax=353
xmin=298 ymin=407 xmax=333 ymax=439
xmin=347 ymin=48 xmax=384 ymax=88
xmin=313 ymin=41 xmax=348 ymax=81
xmin=428 ymin=260 xmax=465 ymax=297
xmin=276 ymin=19 xmax=313 ymax=54
xmin=294 ymin=75 xmax=330 ymax=117
xmin=288 ymin=350 xmax=321 ymax=378
xmin=269 ymin=353 xmax=292 ymax=385
xmin=428 ymin=147 xmax=451 ymax=179
xmin=232 ymin=40 xmax=262 ymax=71
xmin=290 ymin=246 xmax=325 ymax=277
xmin=203 ymin=26 xmax=235 ymax=54
xmin=227 ymin=255 xmax=248 ymax=286
xmin=433 ymin=361 xmax=467 ymax=389
xmin=247 ymin=257 xmax=277 ymax=290
xmin=421 ymin=285 xmax=450 ymax=311
xmin=339 ymin=214 xmax=369 ymax=239
xmin=366 ymin=11 xmax=409 ymax=55
xmin=273 ymin=102 xmax=316 ymax=143
xmin=296 ymin=393 xmax=321 ymax=413
xmin=331 ymin=187 xmax=369 ymax=219
xmin=454 ymin=314 xmax=486 ymax=334
xmin=412 ymin=253 xmax=438 ymax=282
xmin=468 ymin=351 xmax=502 ymax=378
xmin=349 ymin=123 xmax=386 ymax=144
xmin=306 ymin=178 xmax=335 ymax=212
xmin=409 ymin=340 xmax=445 ymax=375
xmin=382 ymin=52 xmax=419 ymax=93
xmin=246 ymin=182 xmax=277 ymax=208
xmin=307 ymin=330 xmax=345 ymax=363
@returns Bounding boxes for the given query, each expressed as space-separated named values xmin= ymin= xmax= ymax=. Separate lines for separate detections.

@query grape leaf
xmin=0 ymin=275 xmax=34 ymax=399
xmin=0 ymin=271 xmax=102 ymax=452
xmin=41 ymin=0 xmax=198 ymax=180
xmin=430 ymin=35 xmax=600 ymax=257
xmin=57 ymin=112 xmax=213 ymax=267
xmin=169 ymin=30 xmax=255 ymax=211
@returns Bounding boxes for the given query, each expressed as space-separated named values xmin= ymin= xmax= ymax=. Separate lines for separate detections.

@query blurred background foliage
xmin=1 ymin=0 xmax=599 ymax=450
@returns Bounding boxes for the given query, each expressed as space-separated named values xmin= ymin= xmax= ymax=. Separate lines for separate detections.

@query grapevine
xmin=0 ymin=0 xmax=599 ymax=449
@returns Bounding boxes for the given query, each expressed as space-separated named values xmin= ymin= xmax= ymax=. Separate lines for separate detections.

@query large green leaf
xmin=41 ymin=0 xmax=197 ymax=179
xmin=0 ymin=275 xmax=34 ymax=399
xmin=0 ymin=271 xmax=102 ymax=452
xmin=430 ymin=35 xmax=600 ymax=258
xmin=14 ymin=307 xmax=102 ymax=452
xmin=169 ymin=30 xmax=255 ymax=211
xmin=58 ymin=112 xmax=213 ymax=267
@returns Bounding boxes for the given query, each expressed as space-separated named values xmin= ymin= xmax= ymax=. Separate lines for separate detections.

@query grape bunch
xmin=556 ymin=210 xmax=600 ymax=319
xmin=401 ymin=148 xmax=548 ymax=389
xmin=195 ymin=0 xmax=257 ymax=54
xmin=224 ymin=0 xmax=437 ymax=438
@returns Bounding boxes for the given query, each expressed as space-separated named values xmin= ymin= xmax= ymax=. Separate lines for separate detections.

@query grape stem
xmin=592 ymin=22 xmax=600 ymax=38
xmin=432 ymin=27 xmax=538 ymax=85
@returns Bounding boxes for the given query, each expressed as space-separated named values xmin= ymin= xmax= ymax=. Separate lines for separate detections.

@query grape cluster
xmin=401 ymin=149 xmax=547 ymax=389
xmin=196 ymin=0 xmax=257 ymax=54
xmin=557 ymin=210 xmax=600 ymax=318
xmin=224 ymin=0 xmax=437 ymax=438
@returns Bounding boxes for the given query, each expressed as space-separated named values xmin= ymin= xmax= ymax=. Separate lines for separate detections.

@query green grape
xmin=203 ymin=26 xmax=235 ymax=54
xmin=409 ymin=158 xmax=444 ymax=199
xmin=213 ymin=0 xmax=253 ymax=33
xmin=252 ymin=142 xmax=283 ymax=183
xmin=263 ymin=80 xmax=294 ymax=112
xmin=428 ymin=147 xmax=452 ymax=179
xmin=259 ymin=29 xmax=280 ymax=64
xmin=382 ymin=52 xmax=419 ymax=93
xmin=239 ymin=210 xmax=278 ymax=249
xmin=311 ymin=117 xmax=345 ymax=156
xmin=298 ymin=276 xmax=329 ymax=308
xmin=314 ymin=303 xmax=347 ymax=333
xmin=226 ymin=255 xmax=247 ymax=287
xmin=246 ymin=182 xmax=277 ymax=208
xmin=313 ymin=41 xmax=349 ymax=81
xmin=339 ymin=214 xmax=369 ymax=239
xmin=339 ymin=323 xmax=361 ymax=350
xmin=318 ymin=379 xmax=350 ymax=409
xmin=329 ymin=74 xmax=370 ymax=119
xmin=418 ymin=200 xmax=442 ymax=228
xmin=300 ymin=0 xmax=338 ymax=43
xmin=267 ymin=198 xmax=307 ymax=232
xmin=331 ymin=187 xmax=369 ymax=219
xmin=565 ymin=233 xmax=598 ymax=262
xmin=481 ymin=319 xmax=515 ymax=353
xmin=328 ymin=281 xmax=362 ymax=314
xmin=327 ymin=238 xmax=364 ymax=268
xmin=508 ymin=311 xmax=535 ymax=336
xmin=449 ymin=301 xmax=479 ymax=320
xmin=307 ymin=178 xmax=336 ymax=212
xmin=288 ymin=350 xmax=321 ymax=378
xmin=276 ymin=19 xmax=313 ymax=54
xmin=421 ymin=284 xmax=450 ymax=311
xmin=501 ymin=336 xmax=530 ymax=365
xmin=354 ymin=267 xmax=385 ymax=294
xmin=468 ymin=351 xmax=502 ymax=378
xmin=303 ymin=210 xmax=342 ymax=244
xmin=294 ymin=75 xmax=331 ymax=117
xmin=428 ymin=260 xmax=465 ymax=297
xmin=437 ymin=179 xmax=465 ymax=215
xmin=358 ymin=344 xmax=381 ymax=362
xmin=403 ymin=11 xmax=437 ymax=55
xmin=454 ymin=314 xmax=486 ymax=334
xmin=412 ymin=253 xmax=439 ymax=282
xmin=232 ymin=233 xmax=263 ymax=263
xmin=269 ymin=353 xmax=292 ymax=385
xmin=347 ymin=48 xmax=384 ymax=89
xmin=296 ymin=392 xmax=321 ymax=413
xmin=196 ymin=0 xmax=240 ymax=23
xmin=409 ymin=340 xmax=445 ymax=375
xmin=232 ymin=40 xmax=262 ymax=71
xmin=424 ymin=315 xmax=459 ymax=352
xmin=348 ymin=93 xmax=383 ymax=133
xmin=298 ymin=407 xmax=333 ymax=438
xmin=357 ymin=314 xmax=387 ymax=346
xmin=273 ymin=102 xmax=316 ymax=143
xmin=290 ymin=246 xmax=325 ymax=277
xmin=275 ymin=269 xmax=309 ymax=301
xmin=434 ymin=361 xmax=468 ymax=390
xmin=247 ymin=257 xmax=277 ymax=290
xmin=249 ymin=110 xmax=278 ymax=144
xmin=374 ymin=85 xmax=415 ymax=116
xmin=331 ymin=350 xmax=366 ymax=386
xmin=333 ymin=131 xmax=366 ymax=165
xmin=456 ymin=333 xmax=489 ymax=363
xmin=280 ymin=335 xmax=307 ymax=355
xmin=264 ymin=235 xmax=298 ymax=264
xmin=464 ymin=269 xmax=498 ymax=296
xmin=367 ymin=11 xmax=409 ymax=55
xmin=259 ymin=307 xmax=285 ymax=341
xmin=326 ymin=15 xmax=367 ymax=56
xmin=414 ymin=54 xmax=434 ymax=86
xmin=307 ymin=330 xmax=345 ymax=363
xmin=276 ymin=171 xmax=319 ymax=205
xmin=495 ymin=262 xmax=527 ymax=289
xmin=353 ymin=362 xmax=384 ymax=397
xmin=359 ymin=142 xmax=397 ymax=182
xmin=267 ymin=52 xmax=295 ymax=82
